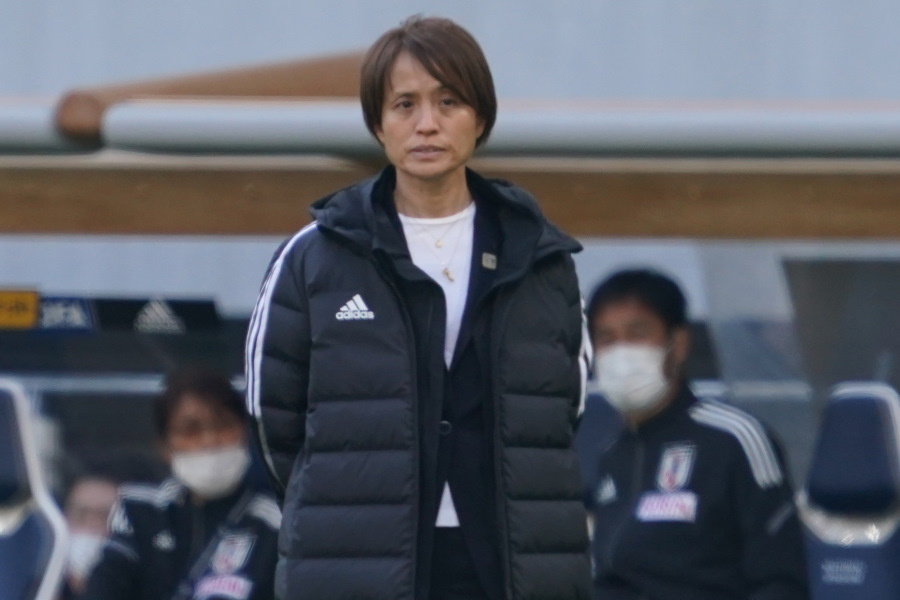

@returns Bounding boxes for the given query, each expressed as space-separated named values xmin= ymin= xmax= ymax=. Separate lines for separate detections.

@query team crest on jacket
xmin=656 ymin=443 xmax=696 ymax=492
xmin=211 ymin=533 xmax=256 ymax=574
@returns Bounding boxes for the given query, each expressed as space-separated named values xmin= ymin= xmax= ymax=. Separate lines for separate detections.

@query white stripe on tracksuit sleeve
xmin=244 ymin=222 xmax=317 ymax=484
xmin=578 ymin=296 xmax=592 ymax=417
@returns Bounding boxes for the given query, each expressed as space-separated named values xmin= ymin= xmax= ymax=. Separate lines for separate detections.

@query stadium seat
xmin=798 ymin=381 xmax=900 ymax=599
xmin=0 ymin=379 xmax=68 ymax=600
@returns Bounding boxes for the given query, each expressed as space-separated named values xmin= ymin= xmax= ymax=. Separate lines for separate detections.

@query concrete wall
xmin=4 ymin=0 xmax=899 ymax=100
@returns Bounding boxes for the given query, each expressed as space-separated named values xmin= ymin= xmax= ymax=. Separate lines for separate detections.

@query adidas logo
xmin=335 ymin=294 xmax=375 ymax=321
xmin=134 ymin=300 xmax=186 ymax=334
xmin=595 ymin=475 xmax=618 ymax=505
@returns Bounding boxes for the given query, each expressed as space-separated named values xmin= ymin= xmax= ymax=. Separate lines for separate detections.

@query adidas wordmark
xmin=335 ymin=294 xmax=375 ymax=320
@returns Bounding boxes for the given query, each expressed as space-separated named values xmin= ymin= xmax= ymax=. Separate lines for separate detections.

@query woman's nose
xmin=416 ymin=103 xmax=438 ymax=132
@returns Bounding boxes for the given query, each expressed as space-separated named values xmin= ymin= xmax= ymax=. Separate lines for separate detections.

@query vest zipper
xmin=488 ymin=283 xmax=515 ymax=600
xmin=183 ymin=500 xmax=205 ymax=595
xmin=373 ymin=254 xmax=421 ymax=597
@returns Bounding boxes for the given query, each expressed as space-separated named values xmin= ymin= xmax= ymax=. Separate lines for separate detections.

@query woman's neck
xmin=393 ymin=170 xmax=471 ymax=218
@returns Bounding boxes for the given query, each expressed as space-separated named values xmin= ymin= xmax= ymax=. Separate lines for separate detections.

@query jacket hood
xmin=310 ymin=167 xmax=582 ymax=262
xmin=481 ymin=173 xmax=583 ymax=259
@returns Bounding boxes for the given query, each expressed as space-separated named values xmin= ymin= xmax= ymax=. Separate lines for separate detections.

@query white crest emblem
xmin=211 ymin=533 xmax=256 ymax=575
xmin=657 ymin=444 xmax=696 ymax=492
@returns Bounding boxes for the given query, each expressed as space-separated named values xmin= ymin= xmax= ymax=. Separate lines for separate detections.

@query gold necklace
xmin=412 ymin=213 xmax=470 ymax=282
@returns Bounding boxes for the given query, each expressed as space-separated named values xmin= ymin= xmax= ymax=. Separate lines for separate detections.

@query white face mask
xmin=594 ymin=343 xmax=670 ymax=414
xmin=170 ymin=443 xmax=250 ymax=499
xmin=67 ymin=531 xmax=106 ymax=583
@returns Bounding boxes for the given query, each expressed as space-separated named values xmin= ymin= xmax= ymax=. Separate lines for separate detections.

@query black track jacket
xmin=582 ymin=386 xmax=809 ymax=600
xmin=82 ymin=478 xmax=280 ymax=600
xmin=244 ymin=167 xmax=593 ymax=600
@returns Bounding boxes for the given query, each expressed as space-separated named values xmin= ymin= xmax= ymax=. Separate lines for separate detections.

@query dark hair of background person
xmin=359 ymin=14 xmax=497 ymax=148
xmin=153 ymin=365 xmax=247 ymax=438
xmin=585 ymin=268 xmax=688 ymax=343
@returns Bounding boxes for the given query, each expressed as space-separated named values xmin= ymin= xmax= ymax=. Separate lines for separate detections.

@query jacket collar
xmin=309 ymin=166 xmax=582 ymax=280
xmin=631 ymin=382 xmax=698 ymax=437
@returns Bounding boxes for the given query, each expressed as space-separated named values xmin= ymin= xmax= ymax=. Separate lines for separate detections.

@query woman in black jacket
xmin=245 ymin=15 xmax=593 ymax=600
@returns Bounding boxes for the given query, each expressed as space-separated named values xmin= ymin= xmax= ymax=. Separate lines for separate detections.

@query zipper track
xmin=488 ymin=284 xmax=515 ymax=600
xmin=604 ymin=438 xmax=644 ymax=571
xmin=374 ymin=255 xmax=421 ymax=598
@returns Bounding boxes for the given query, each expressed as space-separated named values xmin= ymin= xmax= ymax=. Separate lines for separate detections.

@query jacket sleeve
xmin=734 ymin=431 xmax=810 ymax=600
xmin=245 ymin=232 xmax=313 ymax=497
xmin=80 ymin=500 xmax=140 ymax=600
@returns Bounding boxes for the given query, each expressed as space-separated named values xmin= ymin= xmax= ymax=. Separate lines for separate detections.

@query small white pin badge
xmin=482 ymin=252 xmax=497 ymax=270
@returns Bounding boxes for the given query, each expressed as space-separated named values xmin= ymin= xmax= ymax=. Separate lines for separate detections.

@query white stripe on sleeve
xmin=577 ymin=296 xmax=592 ymax=417
xmin=690 ymin=400 xmax=783 ymax=488
xmin=244 ymin=222 xmax=317 ymax=482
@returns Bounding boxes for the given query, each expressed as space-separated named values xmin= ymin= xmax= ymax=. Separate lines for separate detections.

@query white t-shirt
xmin=398 ymin=201 xmax=476 ymax=527
xmin=398 ymin=202 xmax=475 ymax=367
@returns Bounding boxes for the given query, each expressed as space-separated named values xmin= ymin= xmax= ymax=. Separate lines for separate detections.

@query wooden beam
xmin=476 ymin=158 xmax=900 ymax=239
xmin=2 ymin=155 xmax=900 ymax=238
xmin=0 ymin=155 xmax=373 ymax=235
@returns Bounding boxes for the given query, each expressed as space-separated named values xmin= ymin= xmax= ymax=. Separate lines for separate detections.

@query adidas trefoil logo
xmin=335 ymin=294 xmax=375 ymax=321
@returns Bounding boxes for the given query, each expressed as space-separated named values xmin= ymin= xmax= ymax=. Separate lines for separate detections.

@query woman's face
xmin=164 ymin=393 xmax=245 ymax=455
xmin=376 ymin=51 xmax=484 ymax=188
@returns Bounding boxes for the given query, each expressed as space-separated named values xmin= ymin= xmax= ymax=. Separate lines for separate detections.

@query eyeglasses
xmin=167 ymin=416 xmax=242 ymax=440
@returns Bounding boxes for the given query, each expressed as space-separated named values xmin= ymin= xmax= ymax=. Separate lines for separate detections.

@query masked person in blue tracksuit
xmin=82 ymin=367 xmax=280 ymax=600
xmin=578 ymin=269 xmax=809 ymax=600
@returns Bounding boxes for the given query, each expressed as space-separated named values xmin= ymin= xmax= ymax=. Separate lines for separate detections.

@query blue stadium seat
xmin=0 ymin=379 xmax=68 ymax=600
xmin=798 ymin=381 xmax=900 ymax=599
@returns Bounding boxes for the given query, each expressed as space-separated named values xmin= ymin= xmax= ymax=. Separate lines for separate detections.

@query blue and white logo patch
xmin=211 ymin=533 xmax=255 ymax=575
xmin=656 ymin=443 xmax=696 ymax=492
xmin=195 ymin=574 xmax=253 ymax=600
xmin=636 ymin=491 xmax=698 ymax=522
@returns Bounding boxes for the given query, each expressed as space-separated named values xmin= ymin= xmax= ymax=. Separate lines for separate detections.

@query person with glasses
xmin=82 ymin=366 xmax=280 ymax=600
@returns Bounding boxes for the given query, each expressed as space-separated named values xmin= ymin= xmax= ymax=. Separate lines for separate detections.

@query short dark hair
xmin=153 ymin=365 xmax=246 ymax=438
xmin=586 ymin=269 xmax=688 ymax=343
xmin=359 ymin=15 xmax=497 ymax=148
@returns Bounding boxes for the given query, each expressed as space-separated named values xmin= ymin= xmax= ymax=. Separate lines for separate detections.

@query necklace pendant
xmin=435 ymin=240 xmax=443 ymax=248
xmin=442 ymin=267 xmax=454 ymax=282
